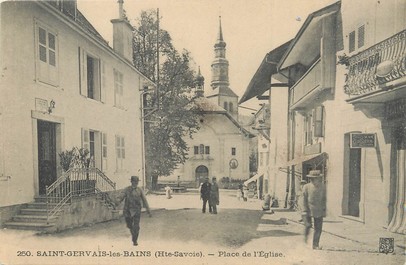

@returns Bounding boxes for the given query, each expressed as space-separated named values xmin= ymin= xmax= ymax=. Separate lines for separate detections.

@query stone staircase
xmin=4 ymin=196 xmax=60 ymax=232
xmin=4 ymin=193 xmax=119 ymax=233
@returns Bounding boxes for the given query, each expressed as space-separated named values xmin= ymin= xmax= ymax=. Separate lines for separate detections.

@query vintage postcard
xmin=0 ymin=0 xmax=405 ymax=264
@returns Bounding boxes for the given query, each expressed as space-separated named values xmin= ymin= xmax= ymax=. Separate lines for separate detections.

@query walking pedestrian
xmin=301 ymin=170 xmax=326 ymax=250
xmin=200 ymin=177 xmax=211 ymax=213
xmin=115 ymin=176 xmax=152 ymax=246
xmin=164 ymin=185 xmax=172 ymax=199
xmin=209 ymin=177 xmax=219 ymax=214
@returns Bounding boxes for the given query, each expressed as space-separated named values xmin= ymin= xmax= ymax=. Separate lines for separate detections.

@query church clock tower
xmin=207 ymin=16 xmax=239 ymax=119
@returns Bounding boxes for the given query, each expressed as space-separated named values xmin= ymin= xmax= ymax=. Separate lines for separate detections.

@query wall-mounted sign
xmin=35 ymin=98 xmax=48 ymax=113
xmin=350 ymin=133 xmax=376 ymax=148
xmin=229 ymin=158 xmax=238 ymax=169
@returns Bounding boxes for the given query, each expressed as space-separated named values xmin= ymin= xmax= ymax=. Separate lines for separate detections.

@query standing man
xmin=209 ymin=177 xmax=220 ymax=214
xmin=301 ymin=170 xmax=326 ymax=250
xmin=200 ymin=177 xmax=211 ymax=213
xmin=116 ymin=176 xmax=152 ymax=246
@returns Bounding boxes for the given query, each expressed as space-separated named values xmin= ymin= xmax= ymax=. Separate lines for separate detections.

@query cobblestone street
xmin=0 ymin=190 xmax=404 ymax=265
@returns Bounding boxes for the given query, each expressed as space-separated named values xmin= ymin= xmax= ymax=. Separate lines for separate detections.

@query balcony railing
xmin=290 ymin=59 xmax=321 ymax=107
xmin=344 ymin=29 xmax=406 ymax=96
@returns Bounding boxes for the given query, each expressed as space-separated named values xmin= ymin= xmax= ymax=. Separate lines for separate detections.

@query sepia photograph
xmin=0 ymin=0 xmax=405 ymax=264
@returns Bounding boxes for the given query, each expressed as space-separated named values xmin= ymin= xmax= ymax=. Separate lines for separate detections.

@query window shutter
xmin=81 ymin=128 xmax=90 ymax=151
xmin=100 ymin=60 xmax=106 ymax=103
xmin=358 ymin=25 xmax=365 ymax=48
xmin=102 ymin=132 xmax=108 ymax=171
xmin=349 ymin=31 xmax=355 ymax=53
xmin=313 ymin=106 xmax=324 ymax=137
xmin=115 ymin=135 xmax=121 ymax=159
xmin=79 ymin=47 xmax=88 ymax=97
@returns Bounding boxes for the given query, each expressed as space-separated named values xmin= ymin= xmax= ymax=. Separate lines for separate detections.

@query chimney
xmin=111 ymin=0 xmax=133 ymax=62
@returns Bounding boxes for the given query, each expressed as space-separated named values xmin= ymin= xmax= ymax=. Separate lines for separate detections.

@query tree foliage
xmin=133 ymin=10 xmax=202 ymax=189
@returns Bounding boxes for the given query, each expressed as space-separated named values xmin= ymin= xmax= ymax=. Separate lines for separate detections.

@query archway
xmin=195 ymin=165 xmax=209 ymax=187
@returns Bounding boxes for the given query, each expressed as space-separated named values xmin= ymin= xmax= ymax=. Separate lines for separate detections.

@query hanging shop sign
xmin=350 ymin=133 xmax=376 ymax=148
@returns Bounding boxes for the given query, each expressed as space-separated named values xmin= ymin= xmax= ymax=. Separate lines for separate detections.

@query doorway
xmin=195 ymin=165 xmax=209 ymax=187
xmin=343 ymin=132 xmax=362 ymax=217
xmin=37 ymin=120 xmax=57 ymax=195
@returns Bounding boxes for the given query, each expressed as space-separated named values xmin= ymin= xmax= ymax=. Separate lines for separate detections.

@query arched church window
xmin=224 ymin=102 xmax=228 ymax=110
xmin=229 ymin=102 xmax=233 ymax=112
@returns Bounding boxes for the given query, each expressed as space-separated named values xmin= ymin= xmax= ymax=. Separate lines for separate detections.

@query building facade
xmin=241 ymin=0 xmax=405 ymax=234
xmin=159 ymin=18 xmax=252 ymax=187
xmin=0 ymin=0 xmax=150 ymax=220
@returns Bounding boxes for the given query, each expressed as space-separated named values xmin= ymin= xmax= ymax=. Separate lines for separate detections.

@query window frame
xmin=35 ymin=20 xmax=59 ymax=86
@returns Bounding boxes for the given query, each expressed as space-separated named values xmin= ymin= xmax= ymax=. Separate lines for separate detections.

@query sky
xmin=77 ymin=0 xmax=337 ymax=115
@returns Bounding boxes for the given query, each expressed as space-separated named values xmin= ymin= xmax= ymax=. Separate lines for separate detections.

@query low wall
xmin=53 ymin=195 xmax=120 ymax=232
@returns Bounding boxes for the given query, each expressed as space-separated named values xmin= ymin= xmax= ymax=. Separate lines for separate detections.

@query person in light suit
xmin=301 ymin=170 xmax=326 ymax=250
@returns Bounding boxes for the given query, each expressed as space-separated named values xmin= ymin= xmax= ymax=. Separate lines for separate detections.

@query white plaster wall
xmin=0 ymin=2 xmax=145 ymax=206
xmin=268 ymin=87 xmax=289 ymax=200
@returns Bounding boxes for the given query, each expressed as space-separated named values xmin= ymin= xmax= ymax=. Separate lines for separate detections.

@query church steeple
xmin=211 ymin=16 xmax=229 ymax=89
xmin=208 ymin=16 xmax=238 ymax=119
xmin=195 ymin=66 xmax=205 ymax=98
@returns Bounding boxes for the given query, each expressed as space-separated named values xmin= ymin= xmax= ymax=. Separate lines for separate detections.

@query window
xmin=231 ymin=147 xmax=236 ymax=156
xmin=114 ymin=69 xmax=124 ymax=107
xmin=194 ymin=145 xmax=210 ymax=155
xmin=81 ymin=129 xmax=104 ymax=170
xmin=205 ymin=146 xmax=210 ymax=155
xmin=199 ymin=144 xmax=204 ymax=154
xmin=224 ymin=102 xmax=228 ymax=110
xmin=348 ymin=24 xmax=366 ymax=53
xmin=349 ymin=31 xmax=355 ymax=53
xmin=36 ymin=22 xmax=58 ymax=85
xmin=115 ymin=135 xmax=125 ymax=171
xmin=358 ymin=25 xmax=365 ymax=49
xmin=304 ymin=114 xmax=313 ymax=145
xmin=304 ymin=106 xmax=324 ymax=145
xmin=102 ymin=133 xmax=108 ymax=170
xmin=79 ymin=48 xmax=105 ymax=102
xmin=313 ymin=106 xmax=324 ymax=137
xmin=229 ymin=102 xmax=233 ymax=113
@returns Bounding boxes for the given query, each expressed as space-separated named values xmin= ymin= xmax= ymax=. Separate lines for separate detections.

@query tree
xmin=133 ymin=10 xmax=202 ymax=189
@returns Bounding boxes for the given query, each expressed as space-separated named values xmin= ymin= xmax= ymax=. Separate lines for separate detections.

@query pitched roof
xmin=193 ymin=97 xmax=255 ymax=138
xmin=207 ymin=86 xmax=238 ymax=98
xmin=239 ymin=40 xmax=292 ymax=104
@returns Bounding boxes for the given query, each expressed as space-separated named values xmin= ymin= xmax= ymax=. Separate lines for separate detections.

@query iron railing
xmin=344 ymin=29 xmax=406 ymax=96
xmin=45 ymin=168 xmax=116 ymax=223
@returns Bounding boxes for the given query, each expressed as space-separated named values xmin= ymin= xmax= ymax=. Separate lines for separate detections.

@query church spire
xmin=215 ymin=16 xmax=226 ymax=48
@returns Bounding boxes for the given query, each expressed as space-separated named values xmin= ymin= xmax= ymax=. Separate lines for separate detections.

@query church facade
xmin=159 ymin=18 xmax=253 ymax=187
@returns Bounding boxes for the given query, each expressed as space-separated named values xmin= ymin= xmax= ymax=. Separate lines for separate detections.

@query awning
xmin=282 ymin=152 xmax=327 ymax=167
xmin=244 ymin=172 xmax=264 ymax=186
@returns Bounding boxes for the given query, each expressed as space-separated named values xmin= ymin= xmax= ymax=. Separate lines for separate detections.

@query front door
xmin=37 ymin=120 xmax=57 ymax=195
xmin=195 ymin=165 xmax=209 ymax=187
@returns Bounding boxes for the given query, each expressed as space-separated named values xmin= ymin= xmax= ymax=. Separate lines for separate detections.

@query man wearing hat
xmin=115 ymin=176 xmax=151 ymax=246
xmin=209 ymin=177 xmax=220 ymax=214
xmin=200 ymin=177 xmax=211 ymax=213
xmin=301 ymin=170 xmax=326 ymax=250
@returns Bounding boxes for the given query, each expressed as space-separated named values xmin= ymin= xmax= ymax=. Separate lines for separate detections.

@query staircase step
xmin=34 ymin=196 xmax=48 ymax=203
xmin=25 ymin=202 xmax=59 ymax=209
xmin=4 ymin=222 xmax=54 ymax=231
xmin=20 ymin=208 xmax=61 ymax=216
xmin=13 ymin=215 xmax=58 ymax=223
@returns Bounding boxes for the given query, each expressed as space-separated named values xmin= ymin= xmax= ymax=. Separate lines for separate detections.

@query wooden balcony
xmin=290 ymin=59 xmax=321 ymax=108
xmin=344 ymin=30 xmax=406 ymax=97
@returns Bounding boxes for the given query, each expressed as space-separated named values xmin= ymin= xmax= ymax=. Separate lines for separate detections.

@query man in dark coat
xmin=200 ymin=177 xmax=211 ymax=213
xmin=209 ymin=177 xmax=220 ymax=214
xmin=116 ymin=176 xmax=151 ymax=246
xmin=301 ymin=170 xmax=326 ymax=250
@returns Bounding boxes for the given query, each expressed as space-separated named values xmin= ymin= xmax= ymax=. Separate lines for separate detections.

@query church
xmin=159 ymin=17 xmax=253 ymax=188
